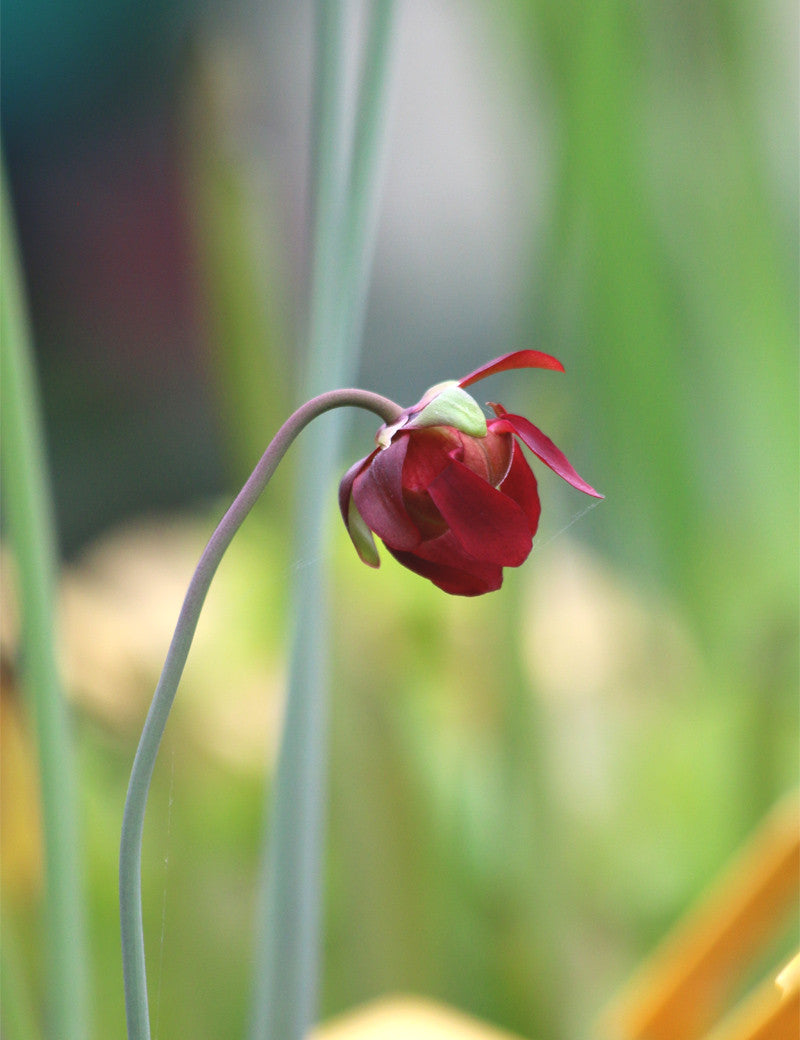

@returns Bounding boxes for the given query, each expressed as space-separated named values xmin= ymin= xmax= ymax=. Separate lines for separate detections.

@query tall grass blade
xmin=0 ymin=162 xmax=90 ymax=1040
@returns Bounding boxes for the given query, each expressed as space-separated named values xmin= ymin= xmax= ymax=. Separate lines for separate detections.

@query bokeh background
xmin=2 ymin=1 xmax=797 ymax=1037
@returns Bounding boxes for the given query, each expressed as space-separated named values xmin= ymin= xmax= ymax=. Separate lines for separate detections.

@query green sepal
xmin=409 ymin=384 xmax=488 ymax=437
xmin=347 ymin=496 xmax=381 ymax=567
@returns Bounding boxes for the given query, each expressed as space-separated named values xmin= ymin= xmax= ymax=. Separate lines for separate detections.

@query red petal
xmin=489 ymin=409 xmax=603 ymax=498
xmin=401 ymin=427 xmax=460 ymax=491
xmin=386 ymin=535 xmax=504 ymax=596
xmin=499 ymin=441 xmax=541 ymax=535
xmin=427 ymin=459 xmax=533 ymax=566
xmin=352 ymin=435 xmax=421 ymax=550
xmin=458 ymin=350 xmax=564 ymax=389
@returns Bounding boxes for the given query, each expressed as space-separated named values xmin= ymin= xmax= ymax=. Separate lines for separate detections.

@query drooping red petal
xmin=458 ymin=350 xmax=564 ymax=389
xmin=426 ymin=459 xmax=533 ymax=566
xmin=385 ymin=534 xmax=504 ymax=596
xmin=498 ymin=441 xmax=541 ymax=535
xmin=489 ymin=408 xmax=604 ymax=498
xmin=352 ymin=435 xmax=421 ymax=550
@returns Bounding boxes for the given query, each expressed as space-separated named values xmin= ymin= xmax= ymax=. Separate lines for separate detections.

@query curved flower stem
xmin=119 ymin=389 xmax=402 ymax=1040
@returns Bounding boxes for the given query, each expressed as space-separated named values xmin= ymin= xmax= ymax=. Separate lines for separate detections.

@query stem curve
xmin=119 ymin=389 xmax=402 ymax=1040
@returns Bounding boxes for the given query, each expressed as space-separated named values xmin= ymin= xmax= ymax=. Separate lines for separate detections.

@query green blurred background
xmin=2 ymin=1 xmax=797 ymax=1037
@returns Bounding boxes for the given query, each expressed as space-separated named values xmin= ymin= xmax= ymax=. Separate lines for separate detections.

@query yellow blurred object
xmin=702 ymin=957 xmax=799 ymax=1040
xmin=601 ymin=793 xmax=800 ymax=1040
xmin=775 ymin=953 xmax=800 ymax=995
xmin=314 ymin=995 xmax=525 ymax=1040
xmin=0 ymin=658 xmax=43 ymax=899
xmin=57 ymin=516 xmax=284 ymax=771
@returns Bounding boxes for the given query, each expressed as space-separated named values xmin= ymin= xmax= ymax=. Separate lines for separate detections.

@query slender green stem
xmin=119 ymin=389 xmax=401 ymax=1040
xmin=303 ymin=0 xmax=396 ymax=393
xmin=248 ymin=3 xmax=396 ymax=1038
xmin=303 ymin=0 xmax=349 ymax=397
xmin=338 ymin=0 xmax=396 ymax=349
xmin=0 ymin=166 xmax=90 ymax=1040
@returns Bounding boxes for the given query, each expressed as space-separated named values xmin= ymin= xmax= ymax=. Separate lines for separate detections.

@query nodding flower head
xmin=339 ymin=350 xmax=602 ymax=596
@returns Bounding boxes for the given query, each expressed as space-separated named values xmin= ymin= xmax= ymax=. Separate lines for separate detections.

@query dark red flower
xmin=339 ymin=350 xmax=602 ymax=596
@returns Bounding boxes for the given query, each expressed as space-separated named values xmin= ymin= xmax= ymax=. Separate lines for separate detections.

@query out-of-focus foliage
xmin=1 ymin=1 xmax=796 ymax=1038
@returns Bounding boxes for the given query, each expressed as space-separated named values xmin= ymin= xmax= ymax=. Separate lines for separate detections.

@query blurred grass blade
xmin=0 ymin=914 xmax=42 ymax=1040
xmin=248 ymin=0 xmax=349 ymax=1030
xmin=0 ymin=163 xmax=90 ymax=1040
xmin=249 ymin=2 xmax=396 ymax=1038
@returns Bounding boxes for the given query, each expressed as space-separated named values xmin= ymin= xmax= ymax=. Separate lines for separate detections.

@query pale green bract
xmin=347 ymin=495 xmax=380 ymax=567
xmin=408 ymin=383 xmax=488 ymax=438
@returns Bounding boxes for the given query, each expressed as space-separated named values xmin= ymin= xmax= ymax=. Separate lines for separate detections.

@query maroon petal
xmin=386 ymin=535 xmax=504 ymax=596
xmin=489 ymin=408 xmax=603 ymax=498
xmin=352 ymin=435 xmax=421 ymax=550
xmin=499 ymin=441 xmax=541 ymax=535
xmin=339 ymin=452 xmax=375 ymax=524
xmin=458 ymin=350 xmax=564 ymax=389
xmin=426 ymin=459 xmax=533 ymax=566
